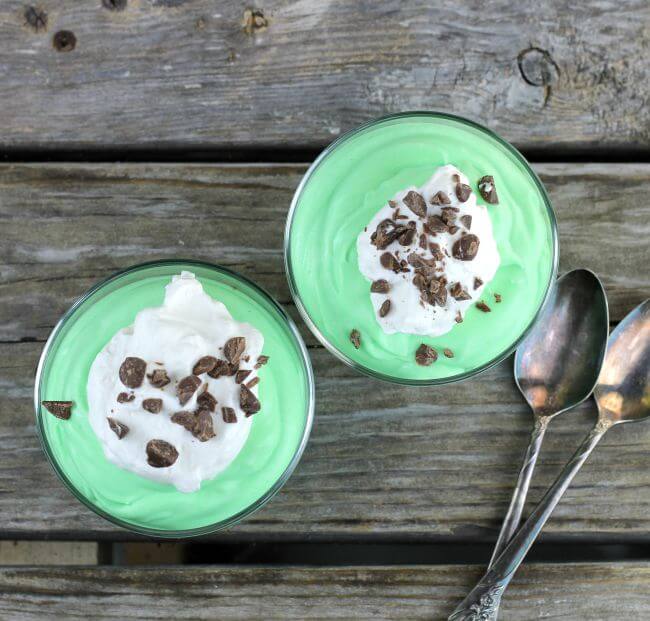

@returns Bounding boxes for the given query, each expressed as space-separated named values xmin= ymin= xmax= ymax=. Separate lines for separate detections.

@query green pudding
xmin=35 ymin=261 xmax=314 ymax=536
xmin=286 ymin=113 xmax=558 ymax=383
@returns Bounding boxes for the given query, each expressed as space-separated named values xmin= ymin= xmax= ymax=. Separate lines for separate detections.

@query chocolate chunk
xmin=429 ymin=281 xmax=448 ymax=307
xmin=455 ymin=311 xmax=463 ymax=323
xmin=142 ymin=398 xmax=163 ymax=414
xmin=418 ymin=233 xmax=428 ymax=250
xmin=427 ymin=243 xmax=442 ymax=261
xmin=208 ymin=359 xmax=231 ymax=378
xmin=440 ymin=207 xmax=459 ymax=225
xmin=427 ymin=215 xmax=448 ymax=233
xmin=177 ymin=375 xmax=201 ymax=406
xmin=478 ymin=175 xmax=499 ymax=204
xmin=246 ymin=376 xmax=260 ymax=389
xmin=146 ymin=439 xmax=179 ymax=468
xmin=240 ymin=384 xmax=261 ymax=417
xmin=42 ymin=401 xmax=73 ymax=420
xmin=379 ymin=299 xmax=391 ymax=317
xmin=494 ymin=293 xmax=502 ymax=303
xmin=473 ymin=277 xmax=484 ymax=290
xmin=148 ymin=368 xmax=170 ymax=388
xmin=193 ymin=410 xmax=216 ymax=442
xmin=224 ymin=337 xmax=246 ymax=365
xmin=460 ymin=215 xmax=472 ymax=230
xmin=197 ymin=390 xmax=217 ymax=412
xmin=448 ymin=225 xmax=459 ymax=235
xmin=380 ymin=252 xmax=401 ymax=272
xmin=117 ymin=392 xmax=135 ymax=403
xmin=415 ymin=344 xmax=438 ymax=366
xmin=171 ymin=410 xmax=196 ymax=431
xmin=443 ymin=348 xmax=454 ymax=358
xmin=254 ymin=355 xmax=269 ymax=369
xmin=388 ymin=200 xmax=397 ymax=209
xmin=452 ymin=234 xmax=480 ymax=261
xmin=450 ymin=282 xmax=472 ymax=301
xmin=430 ymin=191 xmax=450 ymax=205
xmin=222 ymin=407 xmax=237 ymax=424
xmin=455 ymin=183 xmax=472 ymax=202
xmin=192 ymin=356 xmax=218 ymax=376
xmin=119 ymin=357 xmax=146 ymax=389
xmin=371 ymin=279 xmax=390 ymax=293
xmin=107 ymin=417 xmax=129 ymax=439
xmin=398 ymin=222 xmax=417 ymax=246
xmin=235 ymin=369 xmax=252 ymax=384
xmin=350 ymin=329 xmax=361 ymax=349
xmin=476 ymin=301 xmax=492 ymax=313
xmin=403 ymin=191 xmax=427 ymax=218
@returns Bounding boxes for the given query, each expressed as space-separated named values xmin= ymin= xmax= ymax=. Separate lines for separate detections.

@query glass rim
xmin=34 ymin=258 xmax=316 ymax=538
xmin=284 ymin=111 xmax=559 ymax=386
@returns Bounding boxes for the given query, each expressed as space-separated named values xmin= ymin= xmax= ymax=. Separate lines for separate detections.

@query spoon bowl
xmin=595 ymin=299 xmax=650 ymax=425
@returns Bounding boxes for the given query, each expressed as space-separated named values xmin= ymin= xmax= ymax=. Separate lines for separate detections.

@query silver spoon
xmin=488 ymin=269 xmax=609 ymax=568
xmin=449 ymin=299 xmax=650 ymax=620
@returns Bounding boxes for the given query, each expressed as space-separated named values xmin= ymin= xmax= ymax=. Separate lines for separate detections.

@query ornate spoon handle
xmin=449 ymin=422 xmax=609 ymax=621
xmin=488 ymin=416 xmax=548 ymax=569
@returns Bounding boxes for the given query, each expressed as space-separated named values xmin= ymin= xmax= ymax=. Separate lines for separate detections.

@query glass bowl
xmin=34 ymin=260 xmax=315 ymax=537
xmin=285 ymin=112 xmax=558 ymax=385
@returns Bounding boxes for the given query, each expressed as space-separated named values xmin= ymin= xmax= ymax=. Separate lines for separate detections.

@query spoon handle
xmin=488 ymin=416 xmax=548 ymax=569
xmin=448 ymin=421 xmax=609 ymax=621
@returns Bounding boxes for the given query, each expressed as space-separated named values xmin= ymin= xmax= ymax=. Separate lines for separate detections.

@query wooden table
xmin=1 ymin=1 xmax=649 ymax=619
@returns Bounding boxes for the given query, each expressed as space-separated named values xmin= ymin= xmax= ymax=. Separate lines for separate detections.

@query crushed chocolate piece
xmin=460 ymin=215 xmax=472 ymax=229
xmin=148 ymin=368 xmax=170 ymax=388
xmin=494 ymin=293 xmax=502 ymax=303
xmin=452 ymin=234 xmax=480 ymax=261
xmin=380 ymin=252 xmax=401 ymax=272
xmin=371 ymin=279 xmax=390 ymax=293
xmin=429 ymin=281 xmax=448 ymax=307
xmin=428 ymin=243 xmax=443 ymax=261
xmin=403 ymin=190 xmax=427 ymax=218
xmin=427 ymin=215 xmax=448 ymax=233
xmin=171 ymin=410 xmax=196 ymax=431
xmin=142 ymin=398 xmax=163 ymax=414
xmin=197 ymin=390 xmax=217 ymax=412
xmin=379 ymin=299 xmax=391 ymax=317
xmin=119 ymin=357 xmax=146 ymax=389
xmin=192 ymin=356 xmax=218 ymax=376
xmin=146 ymin=439 xmax=179 ymax=468
xmin=430 ymin=191 xmax=451 ymax=205
xmin=443 ymin=348 xmax=454 ymax=358
xmin=476 ymin=301 xmax=492 ymax=313
xmin=254 ymin=355 xmax=269 ymax=369
xmin=193 ymin=410 xmax=216 ymax=442
xmin=473 ymin=277 xmax=484 ymax=290
xmin=350 ymin=329 xmax=361 ymax=349
xmin=117 ymin=392 xmax=135 ymax=403
xmin=455 ymin=311 xmax=463 ymax=323
xmin=388 ymin=200 xmax=397 ymax=209
xmin=450 ymin=282 xmax=472 ymax=301
xmin=208 ymin=359 xmax=231 ymax=378
xmin=222 ymin=407 xmax=237 ymax=423
xmin=246 ymin=376 xmax=260 ymax=389
xmin=452 ymin=173 xmax=460 ymax=182
xmin=224 ymin=337 xmax=246 ymax=365
xmin=418 ymin=233 xmax=428 ymax=250
xmin=42 ymin=401 xmax=73 ymax=420
xmin=440 ymin=207 xmax=459 ymax=225
xmin=455 ymin=183 xmax=472 ymax=202
xmin=478 ymin=175 xmax=499 ymax=204
xmin=398 ymin=222 xmax=417 ymax=246
xmin=448 ymin=225 xmax=459 ymax=235
xmin=240 ymin=384 xmax=261 ymax=417
xmin=415 ymin=344 xmax=438 ymax=366
xmin=372 ymin=219 xmax=404 ymax=249
xmin=235 ymin=369 xmax=252 ymax=384
xmin=107 ymin=417 xmax=129 ymax=439
xmin=177 ymin=375 xmax=201 ymax=406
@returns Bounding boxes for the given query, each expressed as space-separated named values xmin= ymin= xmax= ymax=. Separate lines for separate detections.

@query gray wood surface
xmin=1 ymin=162 xmax=648 ymax=539
xmin=0 ymin=1 xmax=648 ymax=152
xmin=1 ymin=563 xmax=649 ymax=620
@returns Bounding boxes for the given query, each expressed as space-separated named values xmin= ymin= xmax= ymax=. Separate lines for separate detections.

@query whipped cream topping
xmin=357 ymin=165 xmax=500 ymax=336
xmin=87 ymin=272 xmax=264 ymax=493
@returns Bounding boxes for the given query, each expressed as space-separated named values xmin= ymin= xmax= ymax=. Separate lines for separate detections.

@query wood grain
xmin=1 ymin=563 xmax=649 ymax=619
xmin=0 ymin=162 xmax=648 ymax=539
xmin=0 ymin=1 xmax=648 ymax=152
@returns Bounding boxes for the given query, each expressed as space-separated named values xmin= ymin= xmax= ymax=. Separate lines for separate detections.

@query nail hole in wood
xmin=102 ymin=0 xmax=127 ymax=10
xmin=53 ymin=30 xmax=76 ymax=52
xmin=24 ymin=6 xmax=47 ymax=32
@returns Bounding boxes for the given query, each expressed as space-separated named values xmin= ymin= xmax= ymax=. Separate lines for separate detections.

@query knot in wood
xmin=25 ymin=6 xmax=47 ymax=32
xmin=517 ymin=47 xmax=559 ymax=87
xmin=53 ymin=30 xmax=76 ymax=52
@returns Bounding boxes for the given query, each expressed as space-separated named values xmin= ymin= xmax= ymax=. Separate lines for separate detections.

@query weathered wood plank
xmin=0 ymin=1 xmax=648 ymax=151
xmin=1 ymin=563 xmax=649 ymax=619
xmin=0 ymin=542 xmax=98 ymax=566
xmin=1 ymin=163 xmax=648 ymax=347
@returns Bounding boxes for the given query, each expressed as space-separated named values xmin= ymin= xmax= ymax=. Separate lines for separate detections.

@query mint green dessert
xmin=286 ymin=113 xmax=558 ymax=383
xmin=36 ymin=261 xmax=314 ymax=535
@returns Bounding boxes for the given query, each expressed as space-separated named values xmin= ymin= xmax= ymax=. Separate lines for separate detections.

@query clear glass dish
xmin=35 ymin=260 xmax=315 ymax=537
xmin=285 ymin=112 xmax=558 ymax=385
